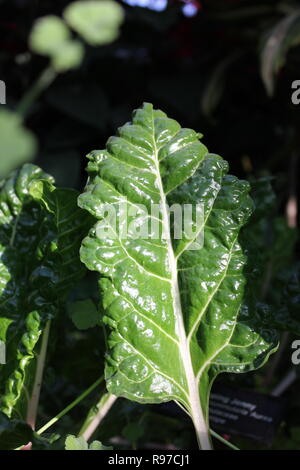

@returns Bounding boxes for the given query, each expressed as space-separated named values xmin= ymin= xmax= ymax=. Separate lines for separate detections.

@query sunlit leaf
xmin=79 ymin=103 xmax=278 ymax=449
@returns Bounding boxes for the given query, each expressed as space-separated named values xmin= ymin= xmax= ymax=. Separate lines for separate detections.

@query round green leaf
xmin=29 ymin=15 xmax=70 ymax=56
xmin=65 ymin=435 xmax=88 ymax=450
xmin=51 ymin=40 xmax=84 ymax=72
xmin=89 ymin=440 xmax=113 ymax=450
xmin=64 ymin=0 xmax=124 ymax=46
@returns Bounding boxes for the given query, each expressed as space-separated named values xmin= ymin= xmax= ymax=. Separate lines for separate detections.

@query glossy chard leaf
xmin=79 ymin=103 xmax=278 ymax=449
xmin=0 ymin=164 xmax=90 ymax=422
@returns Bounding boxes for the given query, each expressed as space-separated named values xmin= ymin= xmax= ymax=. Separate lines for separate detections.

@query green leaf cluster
xmin=29 ymin=1 xmax=124 ymax=72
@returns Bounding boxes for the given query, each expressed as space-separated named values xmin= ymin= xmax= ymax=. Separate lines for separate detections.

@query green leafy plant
xmin=2 ymin=0 xmax=300 ymax=452
xmin=0 ymin=164 xmax=91 ymax=428
xmin=65 ymin=434 xmax=112 ymax=450
xmin=1 ymin=102 xmax=299 ymax=450
xmin=78 ymin=103 xmax=279 ymax=449
xmin=29 ymin=0 xmax=124 ymax=74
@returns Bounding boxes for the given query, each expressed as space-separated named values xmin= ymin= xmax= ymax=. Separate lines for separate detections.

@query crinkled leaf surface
xmin=0 ymin=164 xmax=90 ymax=419
xmin=79 ymin=103 xmax=278 ymax=448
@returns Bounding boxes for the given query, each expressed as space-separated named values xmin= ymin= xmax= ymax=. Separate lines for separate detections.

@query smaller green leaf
xmin=0 ymin=109 xmax=37 ymax=178
xmin=51 ymin=40 xmax=84 ymax=72
xmin=64 ymin=0 xmax=124 ymax=46
xmin=65 ymin=435 xmax=88 ymax=450
xmin=65 ymin=435 xmax=112 ymax=450
xmin=0 ymin=412 xmax=33 ymax=450
xmin=29 ymin=15 xmax=70 ymax=56
xmin=89 ymin=440 xmax=112 ymax=450
xmin=69 ymin=299 xmax=100 ymax=330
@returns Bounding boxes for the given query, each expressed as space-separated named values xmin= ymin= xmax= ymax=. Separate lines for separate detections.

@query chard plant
xmin=2 ymin=0 xmax=300 ymax=452
xmin=0 ymin=164 xmax=91 ymax=428
xmin=1 ymin=102 xmax=298 ymax=451
xmin=78 ymin=103 xmax=278 ymax=450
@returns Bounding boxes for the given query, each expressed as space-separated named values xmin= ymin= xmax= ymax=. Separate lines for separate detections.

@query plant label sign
xmin=0 ymin=341 xmax=5 ymax=364
xmin=0 ymin=80 xmax=5 ymax=104
xmin=209 ymin=384 xmax=286 ymax=445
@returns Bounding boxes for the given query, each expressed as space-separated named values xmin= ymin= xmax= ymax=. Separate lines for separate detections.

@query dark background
xmin=1 ymin=0 xmax=299 ymax=196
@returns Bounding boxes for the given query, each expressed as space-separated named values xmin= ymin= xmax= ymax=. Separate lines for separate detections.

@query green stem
xmin=26 ymin=320 xmax=51 ymax=430
xmin=210 ymin=429 xmax=239 ymax=450
xmin=17 ymin=66 xmax=56 ymax=118
xmin=36 ymin=375 xmax=104 ymax=435
xmin=78 ymin=393 xmax=117 ymax=441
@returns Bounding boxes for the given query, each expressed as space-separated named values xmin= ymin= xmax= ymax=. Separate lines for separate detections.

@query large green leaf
xmin=0 ymin=164 xmax=91 ymax=420
xmin=79 ymin=103 xmax=278 ymax=449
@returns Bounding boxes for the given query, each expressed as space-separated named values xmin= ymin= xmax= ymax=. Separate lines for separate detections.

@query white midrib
xmin=151 ymin=119 xmax=212 ymax=450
